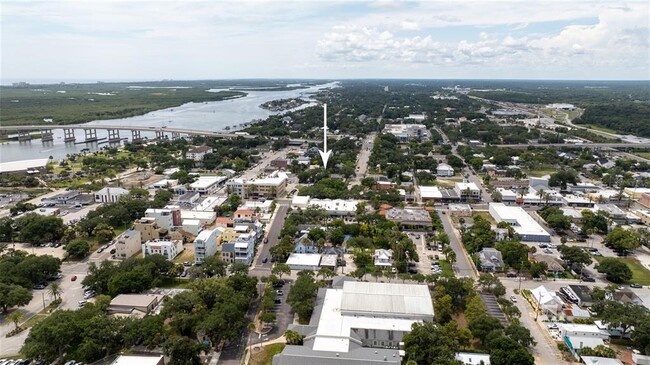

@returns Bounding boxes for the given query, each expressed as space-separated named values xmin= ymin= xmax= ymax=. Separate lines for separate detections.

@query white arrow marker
xmin=318 ymin=103 xmax=332 ymax=169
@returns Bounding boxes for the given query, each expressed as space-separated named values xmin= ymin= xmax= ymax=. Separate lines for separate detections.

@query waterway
xmin=0 ymin=82 xmax=337 ymax=163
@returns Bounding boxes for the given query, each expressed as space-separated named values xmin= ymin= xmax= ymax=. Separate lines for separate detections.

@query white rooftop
xmin=489 ymin=203 xmax=550 ymax=238
xmin=309 ymin=198 xmax=358 ymax=213
xmin=180 ymin=210 xmax=216 ymax=220
xmin=580 ymin=357 xmax=623 ymax=365
xmin=419 ymin=186 xmax=443 ymax=199
xmin=0 ymin=158 xmax=49 ymax=173
xmin=455 ymin=352 xmax=491 ymax=365
xmin=312 ymin=282 xmax=432 ymax=353
xmin=192 ymin=196 xmax=227 ymax=211
xmin=340 ymin=281 xmax=434 ymax=318
xmin=456 ymin=182 xmax=479 ymax=191
xmin=286 ymin=253 xmax=322 ymax=267
xmin=195 ymin=229 xmax=216 ymax=241
xmin=111 ymin=355 xmax=163 ymax=365
xmin=190 ymin=175 xmax=227 ymax=189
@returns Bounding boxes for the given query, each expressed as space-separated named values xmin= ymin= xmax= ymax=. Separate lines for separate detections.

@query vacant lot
xmin=594 ymin=256 xmax=650 ymax=285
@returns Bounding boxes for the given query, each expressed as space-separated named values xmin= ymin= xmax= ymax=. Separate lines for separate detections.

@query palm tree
xmin=48 ymin=282 xmax=62 ymax=301
xmin=8 ymin=311 xmax=24 ymax=330
xmin=536 ymin=189 xmax=545 ymax=205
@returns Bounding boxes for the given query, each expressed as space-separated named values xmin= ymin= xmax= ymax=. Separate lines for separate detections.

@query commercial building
xmin=94 ymin=187 xmax=130 ymax=203
xmin=488 ymin=203 xmax=551 ymax=242
xmin=115 ymin=229 xmax=141 ymax=260
xmin=180 ymin=210 xmax=216 ymax=226
xmin=384 ymin=207 xmax=433 ymax=229
xmin=292 ymin=196 xmax=358 ymax=216
xmin=194 ymin=229 xmax=221 ymax=264
xmin=383 ymin=123 xmax=430 ymax=141
xmin=437 ymin=163 xmax=455 ymax=177
xmin=193 ymin=196 xmax=228 ymax=212
xmin=107 ymin=294 xmax=164 ymax=318
xmin=41 ymin=190 xmax=94 ymax=206
xmin=189 ymin=175 xmax=228 ymax=195
xmin=142 ymin=239 xmax=184 ymax=261
xmin=273 ymin=281 xmax=433 ymax=365
xmin=33 ymin=207 xmax=60 ymax=216
xmin=226 ymin=171 xmax=288 ymax=199
xmin=286 ymin=253 xmax=322 ymax=271
xmin=178 ymin=191 xmax=200 ymax=205
xmin=448 ymin=204 xmax=472 ymax=217
xmin=454 ymin=182 xmax=481 ymax=202
xmin=182 ymin=219 xmax=202 ymax=235
xmin=418 ymin=186 xmax=443 ymax=202
xmin=185 ymin=145 xmax=213 ymax=161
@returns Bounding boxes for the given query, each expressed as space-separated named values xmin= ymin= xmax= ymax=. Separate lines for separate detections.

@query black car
xmin=262 ymin=257 xmax=268 ymax=263
xmin=581 ymin=276 xmax=596 ymax=282
xmin=630 ymin=283 xmax=642 ymax=288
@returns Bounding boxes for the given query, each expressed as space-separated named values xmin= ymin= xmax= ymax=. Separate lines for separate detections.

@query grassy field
xmin=472 ymin=211 xmax=496 ymax=224
xmin=635 ymin=152 xmax=650 ymax=160
xmin=527 ymin=168 xmax=557 ymax=177
xmin=583 ymin=124 xmax=618 ymax=134
xmin=594 ymin=256 xmax=650 ymax=285
xmin=250 ymin=343 xmax=286 ymax=365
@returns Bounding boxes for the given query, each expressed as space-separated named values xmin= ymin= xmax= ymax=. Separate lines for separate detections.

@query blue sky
xmin=1 ymin=1 xmax=648 ymax=82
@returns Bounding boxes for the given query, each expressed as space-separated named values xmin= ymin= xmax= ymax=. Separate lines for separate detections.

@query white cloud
xmin=400 ymin=21 xmax=420 ymax=31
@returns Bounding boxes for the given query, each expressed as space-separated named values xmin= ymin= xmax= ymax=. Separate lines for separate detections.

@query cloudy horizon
xmin=2 ymin=1 xmax=649 ymax=83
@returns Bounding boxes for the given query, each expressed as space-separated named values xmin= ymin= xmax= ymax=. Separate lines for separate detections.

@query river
xmin=0 ymin=82 xmax=338 ymax=163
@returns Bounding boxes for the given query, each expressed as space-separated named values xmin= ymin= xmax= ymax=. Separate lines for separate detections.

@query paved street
xmin=349 ymin=132 xmax=375 ymax=186
xmin=251 ymin=204 xmax=289 ymax=274
xmin=438 ymin=210 xmax=476 ymax=279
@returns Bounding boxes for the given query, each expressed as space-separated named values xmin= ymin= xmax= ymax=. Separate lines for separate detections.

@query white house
xmin=194 ymin=229 xmax=221 ymax=264
xmin=142 ymin=239 xmax=184 ymax=261
xmin=373 ymin=249 xmax=393 ymax=268
xmin=437 ymin=163 xmax=455 ymax=177
xmin=95 ymin=187 xmax=130 ymax=203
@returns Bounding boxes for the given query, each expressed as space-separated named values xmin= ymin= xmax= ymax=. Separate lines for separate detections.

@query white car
xmin=510 ymin=295 xmax=517 ymax=303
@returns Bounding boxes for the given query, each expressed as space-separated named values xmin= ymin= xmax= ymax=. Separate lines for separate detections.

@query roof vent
xmin=336 ymin=353 xmax=339 ymax=357
xmin=384 ymin=356 xmax=387 ymax=361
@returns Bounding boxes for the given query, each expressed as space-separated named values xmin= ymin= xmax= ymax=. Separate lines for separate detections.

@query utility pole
xmin=42 ymin=292 xmax=46 ymax=310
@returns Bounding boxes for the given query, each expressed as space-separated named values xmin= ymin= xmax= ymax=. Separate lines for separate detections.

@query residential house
xmin=294 ymin=233 xmax=318 ymax=254
xmin=531 ymin=285 xmax=564 ymax=316
xmin=478 ymin=248 xmax=504 ymax=272
xmin=566 ymin=285 xmax=594 ymax=307
xmin=374 ymin=249 xmax=393 ymax=269
xmin=233 ymin=208 xmax=255 ymax=222
xmin=115 ymin=229 xmax=141 ymax=260
xmin=194 ymin=229 xmax=221 ymax=264
xmin=437 ymin=163 xmax=454 ymax=177
xmin=141 ymin=239 xmax=184 ymax=261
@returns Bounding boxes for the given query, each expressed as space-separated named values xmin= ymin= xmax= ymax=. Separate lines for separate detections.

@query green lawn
xmin=527 ymin=169 xmax=557 ymax=177
xmin=250 ymin=343 xmax=286 ymax=365
xmin=635 ymin=152 xmax=650 ymax=160
xmin=594 ymin=256 xmax=650 ymax=285
xmin=438 ymin=260 xmax=454 ymax=276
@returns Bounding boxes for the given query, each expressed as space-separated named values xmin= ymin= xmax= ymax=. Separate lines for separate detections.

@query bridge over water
xmin=0 ymin=124 xmax=320 ymax=145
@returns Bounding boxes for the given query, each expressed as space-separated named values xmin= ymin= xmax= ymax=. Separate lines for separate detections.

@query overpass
xmin=0 ymin=124 xmax=320 ymax=145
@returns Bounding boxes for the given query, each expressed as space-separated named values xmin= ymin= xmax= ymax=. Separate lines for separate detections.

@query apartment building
xmin=226 ymin=171 xmax=288 ymax=199
xmin=193 ymin=228 xmax=221 ymax=264
xmin=115 ymin=229 xmax=142 ymax=260
xmin=142 ymin=239 xmax=184 ymax=261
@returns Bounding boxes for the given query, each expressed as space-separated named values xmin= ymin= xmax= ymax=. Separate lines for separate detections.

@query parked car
xmin=276 ymin=290 xmax=284 ymax=295
xmin=71 ymin=275 xmax=77 ymax=281
xmin=547 ymin=323 xmax=559 ymax=330
xmin=630 ymin=283 xmax=642 ymax=288
xmin=510 ymin=295 xmax=517 ymax=302
xmin=581 ymin=276 xmax=596 ymax=282
xmin=78 ymin=300 xmax=87 ymax=307
xmin=262 ymin=257 xmax=268 ymax=263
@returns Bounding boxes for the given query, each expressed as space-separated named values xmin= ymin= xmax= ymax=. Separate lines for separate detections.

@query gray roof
xmin=221 ymin=242 xmax=235 ymax=252
xmin=339 ymin=281 xmax=434 ymax=318
xmin=272 ymin=345 xmax=400 ymax=365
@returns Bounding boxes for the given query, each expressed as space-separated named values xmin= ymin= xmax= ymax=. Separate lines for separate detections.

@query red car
xmin=71 ymin=275 xmax=77 ymax=281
